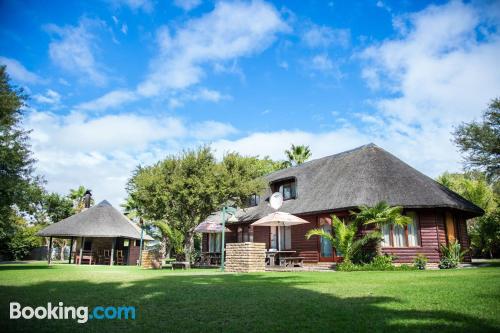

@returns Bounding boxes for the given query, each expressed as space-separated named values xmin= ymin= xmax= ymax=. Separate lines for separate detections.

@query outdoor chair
xmin=116 ymin=250 xmax=124 ymax=265
xmin=102 ymin=249 xmax=111 ymax=265
xmin=96 ymin=249 xmax=104 ymax=264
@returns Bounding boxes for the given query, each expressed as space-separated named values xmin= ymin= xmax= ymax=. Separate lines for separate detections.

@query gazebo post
xmin=47 ymin=236 xmax=53 ymax=265
xmin=79 ymin=237 xmax=84 ymax=265
xmin=68 ymin=237 xmax=74 ymax=264
xmin=110 ymin=238 xmax=115 ymax=266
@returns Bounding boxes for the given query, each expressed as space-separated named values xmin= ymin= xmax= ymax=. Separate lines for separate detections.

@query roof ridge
xmin=266 ymin=143 xmax=378 ymax=177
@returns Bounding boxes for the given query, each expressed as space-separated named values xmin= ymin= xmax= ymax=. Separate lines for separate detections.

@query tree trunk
xmin=182 ymin=232 xmax=194 ymax=266
xmin=60 ymin=240 xmax=67 ymax=261
xmin=165 ymin=244 xmax=172 ymax=259
xmin=159 ymin=236 xmax=167 ymax=259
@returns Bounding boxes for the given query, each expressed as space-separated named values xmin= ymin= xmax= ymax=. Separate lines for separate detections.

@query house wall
xmin=202 ymin=208 xmax=472 ymax=264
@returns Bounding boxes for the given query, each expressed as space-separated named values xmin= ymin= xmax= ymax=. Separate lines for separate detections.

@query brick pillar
xmin=225 ymin=242 xmax=266 ymax=273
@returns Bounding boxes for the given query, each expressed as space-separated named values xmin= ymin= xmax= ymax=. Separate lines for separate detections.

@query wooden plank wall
xmin=383 ymin=210 xmax=442 ymax=263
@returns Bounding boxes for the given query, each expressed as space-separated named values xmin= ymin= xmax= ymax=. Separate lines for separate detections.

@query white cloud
xmin=34 ymin=89 xmax=61 ymax=105
xmin=76 ymin=89 xmax=138 ymax=111
xmin=167 ymin=88 xmax=230 ymax=109
xmin=25 ymin=110 xmax=239 ymax=206
xmin=112 ymin=0 xmax=154 ymax=13
xmin=309 ymin=54 xmax=334 ymax=71
xmin=137 ymin=1 xmax=288 ymax=96
xmin=190 ymin=121 xmax=237 ymax=140
xmin=85 ymin=1 xmax=287 ymax=109
xmin=0 ymin=57 xmax=43 ymax=84
xmin=361 ymin=1 xmax=500 ymax=125
xmin=46 ymin=19 xmax=108 ymax=86
xmin=174 ymin=0 xmax=202 ymax=11
xmin=302 ymin=24 xmax=350 ymax=48
xmin=357 ymin=0 xmax=500 ymax=173
xmin=121 ymin=24 xmax=128 ymax=35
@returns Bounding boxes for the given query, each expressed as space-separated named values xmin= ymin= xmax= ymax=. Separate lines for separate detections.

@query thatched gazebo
xmin=38 ymin=200 xmax=153 ymax=265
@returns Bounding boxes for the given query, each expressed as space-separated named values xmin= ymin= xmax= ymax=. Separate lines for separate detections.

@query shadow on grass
xmin=1 ymin=271 xmax=498 ymax=333
xmin=0 ymin=264 xmax=55 ymax=271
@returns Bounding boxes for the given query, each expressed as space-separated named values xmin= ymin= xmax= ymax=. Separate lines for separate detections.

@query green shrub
xmin=7 ymin=224 xmax=44 ymax=260
xmin=413 ymin=254 xmax=428 ymax=270
xmin=337 ymin=260 xmax=358 ymax=271
xmin=336 ymin=255 xmax=417 ymax=271
xmin=439 ymin=241 xmax=467 ymax=269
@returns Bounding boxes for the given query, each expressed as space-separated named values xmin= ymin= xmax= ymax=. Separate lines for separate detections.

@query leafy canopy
xmin=453 ymin=98 xmax=500 ymax=181
xmin=127 ymin=146 xmax=270 ymax=258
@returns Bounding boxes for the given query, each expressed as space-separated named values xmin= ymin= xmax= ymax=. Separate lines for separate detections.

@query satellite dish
xmin=269 ymin=192 xmax=283 ymax=210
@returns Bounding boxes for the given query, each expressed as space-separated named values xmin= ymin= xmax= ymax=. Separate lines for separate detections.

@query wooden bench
xmin=171 ymin=261 xmax=190 ymax=270
xmin=279 ymin=257 xmax=305 ymax=268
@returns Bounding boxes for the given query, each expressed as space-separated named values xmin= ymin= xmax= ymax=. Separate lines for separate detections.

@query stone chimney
xmin=84 ymin=190 xmax=92 ymax=208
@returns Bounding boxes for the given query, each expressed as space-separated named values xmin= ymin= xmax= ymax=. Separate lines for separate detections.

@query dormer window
xmin=273 ymin=179 xmax=297 ymax=200
xmin=247 ymin=194 xmax=260 ymax=207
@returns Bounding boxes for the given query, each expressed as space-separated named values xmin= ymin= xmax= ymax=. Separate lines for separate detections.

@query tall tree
xmin=127 ymin=147 xmax=268 ymax=261
xmin=285 ymin=144 xmax=312 ymax=166
xmin=437 ymin=172 xmax=496 ymax=212
xmin=453 ymin=98 xmax=500 ymax=181
xmin=0 ymin=66 xmax=36 ymax=255
xmin=437 ymin=171 xmax=499 ymax=258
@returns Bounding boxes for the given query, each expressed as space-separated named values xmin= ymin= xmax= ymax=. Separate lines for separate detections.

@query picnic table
xmin=266 ymin=250 xmax=303 ymax=267
xmin=279 ymin=256 xmax=305 ymax=267
xmin=171 ymin=261 xmax=190 ymax=270
xmin=200 ymin=252 xmax=222 ymax=266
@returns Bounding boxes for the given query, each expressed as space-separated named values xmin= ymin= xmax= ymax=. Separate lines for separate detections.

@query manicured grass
xmin=1 ymin=263 xmax=499 ymax=332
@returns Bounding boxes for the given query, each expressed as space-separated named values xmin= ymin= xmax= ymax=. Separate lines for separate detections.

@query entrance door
xmin=319 ymin=218 xmax=334 ymax=262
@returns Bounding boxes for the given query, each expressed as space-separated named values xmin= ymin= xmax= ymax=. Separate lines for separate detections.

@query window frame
xmin=272 ymin=178 xmax=297 ymax=201
xmin=247 ymin=194 xmax=260 ymax=207
xmin=381 ymin=211 xmax=421 ymax=248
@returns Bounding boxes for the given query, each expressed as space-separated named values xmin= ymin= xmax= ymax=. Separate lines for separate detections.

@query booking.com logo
xmin=10 ymin=302 xmax=136 ymax=324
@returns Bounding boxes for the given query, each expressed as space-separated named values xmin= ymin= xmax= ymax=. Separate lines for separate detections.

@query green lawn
xmin=1 ymin=263 xmax=499 ymax=332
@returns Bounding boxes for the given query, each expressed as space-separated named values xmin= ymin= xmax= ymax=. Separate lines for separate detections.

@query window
xmin=279 ymin=226 xmax=292 ymax=250
xmin=407 ymin=212 xmax=420 ymax=246
xmin=381 ymin=211 xmax=421 ymax=248
xmin=273 ymin=179 xmax=296 ymax=200
xmin=270 ymin=226 xmax=277 ymax=249
xmin=247 ymin=194 xmax=260 ymax=207
xmin=209 ymin=233 xmax=221 ymax=252
xmin=381 ymin=224 xmax=391 ymax=247
xmin=393 ymin=225 xmax=407 ymax=247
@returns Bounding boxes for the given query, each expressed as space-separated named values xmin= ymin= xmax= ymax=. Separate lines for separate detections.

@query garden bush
xmin=413 ymin=254 xmax=428 ymax=270
xmin=337 ymin=255 xmax=417 ymax=272
xmin=439 ymin=241 xmax=467 ymax=269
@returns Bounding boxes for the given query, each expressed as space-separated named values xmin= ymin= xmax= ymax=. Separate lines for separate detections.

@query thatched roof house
xmin=38 ymin=200 xmax=152 ymax=265
xmin=202 ymin=144 xmax=483 ymax=264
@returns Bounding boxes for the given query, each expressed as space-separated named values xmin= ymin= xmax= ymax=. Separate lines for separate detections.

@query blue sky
xmin=1 ymin=0 xmax=500 ymax=206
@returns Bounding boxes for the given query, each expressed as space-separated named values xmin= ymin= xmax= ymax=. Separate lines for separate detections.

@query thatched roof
xmin=38 ymin=200 xmax=154 ymax=240
xmin=205 ymin=143 xmax=483 ymax=224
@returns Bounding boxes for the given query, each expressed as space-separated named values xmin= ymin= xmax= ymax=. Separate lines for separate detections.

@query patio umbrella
xmin=194 ymin=221 xmax=231 ymax=233
xmin=251 ymin=212 xmax=309 ymax=250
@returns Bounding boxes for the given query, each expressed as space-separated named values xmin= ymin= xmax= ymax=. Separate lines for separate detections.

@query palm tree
xmin=353 ymin=201 xmax=412 ymax=255
xmin=285 ymin=144 xmax=312 ymax=166
xmin=154 ymin=221 xmax=184 ymax=259
xmin=305 ymin=215 xmax=380 ymax=263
